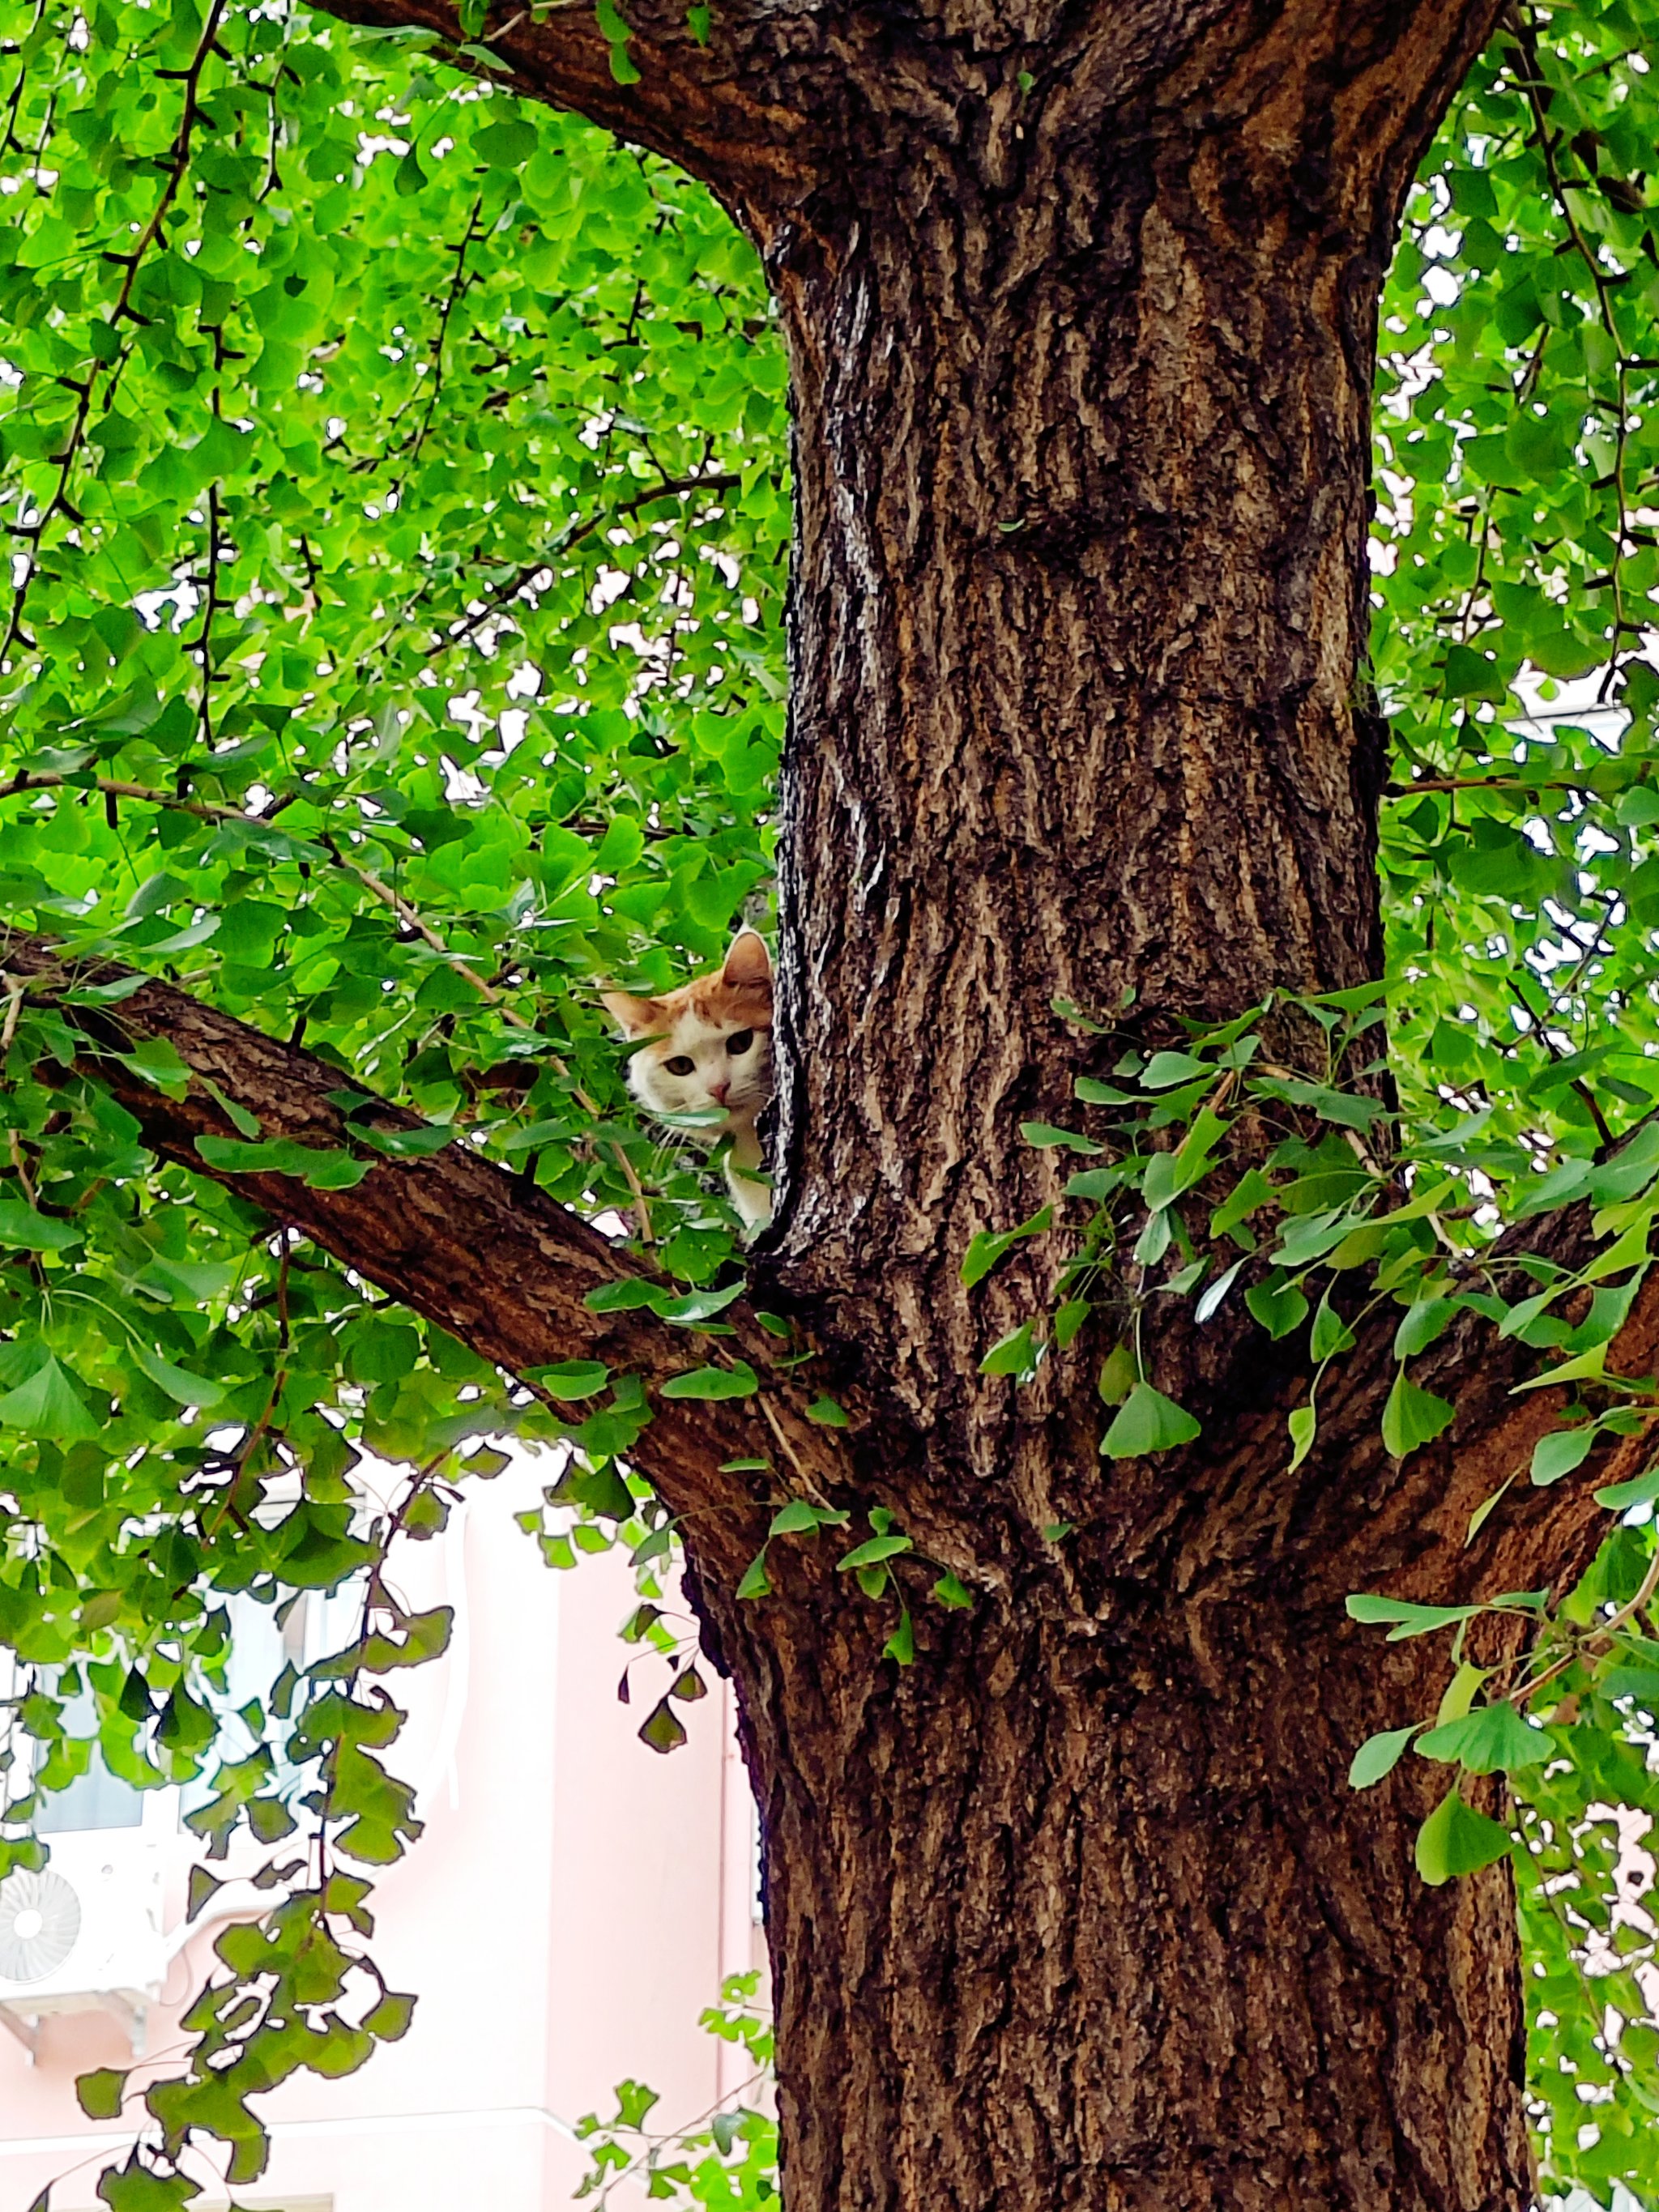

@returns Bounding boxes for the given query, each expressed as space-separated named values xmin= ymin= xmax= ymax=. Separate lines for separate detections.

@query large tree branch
xmin=1148 ymin=1186 xmax=1659 ymax=1636
xmin=2 ymin=931 xmax=833 ymax=1571
xmin=300 ymin=0 xmax=822 ymax=209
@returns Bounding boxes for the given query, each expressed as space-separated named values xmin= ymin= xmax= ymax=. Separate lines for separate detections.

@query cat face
xmin=602 ymin=930 xmax=774 ymax=1132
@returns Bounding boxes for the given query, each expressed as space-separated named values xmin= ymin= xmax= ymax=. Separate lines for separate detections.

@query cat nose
xmin=710 ymin=1078 xmax=731 ymax=1104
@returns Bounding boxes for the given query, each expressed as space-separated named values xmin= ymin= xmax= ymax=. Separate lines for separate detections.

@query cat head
xmin=601 ymin=930 xmax=774 ymax=1127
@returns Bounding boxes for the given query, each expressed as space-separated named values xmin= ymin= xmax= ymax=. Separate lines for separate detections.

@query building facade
xmin=0 ymin=1459 xmax=761 ymax=2210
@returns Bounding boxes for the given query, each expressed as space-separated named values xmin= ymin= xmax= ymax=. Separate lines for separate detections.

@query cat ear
xmin=723 ymin=930 xmax=772 ymax=989
xmin=600 ymin=990 xmax=665 ymax=1039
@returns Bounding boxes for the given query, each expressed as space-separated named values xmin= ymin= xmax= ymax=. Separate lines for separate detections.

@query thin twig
xmin=0 ymin=974 xmax=23 ymax=1053
xmin=1506 ymin=986 xmax=1614 ymax=1150
xmin=397 ymin=194 xmax=486 ymax=475
xmin=6 ymin=1130 xmax=34 ymax=1205
xmin=416 ymin=470 xmax=741 ymax=660
xmin=1512 ymin=1541 xmax=1659 ymax=1709
xmin=2 ymin=0 xmax=231 ymax=660
xmin=3 ymin=770 xmax=656 ymax=1242
xmin=1385 ymin=776 xmax=1598 ymax=799
xmin=314 ymin=836 xmax=654 ymax=1242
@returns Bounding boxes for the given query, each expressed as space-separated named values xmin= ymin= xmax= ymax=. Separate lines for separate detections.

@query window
xmin=32 ymin=1690 xmax=144 ymax=1835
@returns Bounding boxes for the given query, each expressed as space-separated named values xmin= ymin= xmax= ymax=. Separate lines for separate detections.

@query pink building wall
xmin=0 ymin=1460 xmax=761 ymax=2210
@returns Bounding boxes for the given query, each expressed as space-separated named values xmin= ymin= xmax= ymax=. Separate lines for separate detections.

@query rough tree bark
xmin=19 ymin=1 xmax=1636 ymax=2206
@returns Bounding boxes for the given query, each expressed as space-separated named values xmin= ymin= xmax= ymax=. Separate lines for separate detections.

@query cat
xmin=601 ymin=929 xmax=774 ymax=1232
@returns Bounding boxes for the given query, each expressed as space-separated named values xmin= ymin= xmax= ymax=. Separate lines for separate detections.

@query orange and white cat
xmin=602 ymin=930 xmax=774 ymax=1232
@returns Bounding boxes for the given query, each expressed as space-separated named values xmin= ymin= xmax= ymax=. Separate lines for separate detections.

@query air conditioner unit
xmin=0 ymin=1832 xmax=167 ymax=2053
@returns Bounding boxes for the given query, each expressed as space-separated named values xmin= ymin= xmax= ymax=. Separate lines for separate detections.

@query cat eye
xmin=726 ymin=1030 xmax=754 ymax=1056
xmin=664 ymin=1055 xmax=696 ymax=1076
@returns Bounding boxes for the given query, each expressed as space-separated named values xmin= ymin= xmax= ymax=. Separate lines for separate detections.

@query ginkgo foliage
xmin=0 ymin=0 xmax=1657 ymax=2201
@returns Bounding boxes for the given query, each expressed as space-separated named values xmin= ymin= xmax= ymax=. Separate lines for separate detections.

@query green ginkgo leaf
xmin=1246 ymin=1279 xmax=1309 ymax=1340
xmin=0 ymin=1200 xmax=80 ymax=1251
xmin=960 ymin=1206 xmax=1053 ymax=1289
xmin=1392 ymin=1298 xmax=1456 ymax=1360
xmin=1311 ymin=1296 xmax=1354 ymax=1363
xmin=660 ymin=1363 xmax=759 ymax=1400
xmin=638 ymin=1697 xmax=689 ymax=1755
xmin=1529 ymin=1425 xmax=1597 ymax=1486
xmin=979 ymin=1323 xmax=1038 ymax=1376
xmin=0 ymin=1353 xmax=101 ymax=1441
xmin=1415 ymin=1703 xmax=1547 ymax=1775
xmin=75 ymin=2065 xmax=128 ymax=2120
xmin=1380 ymin=1373 xmax=1455 ymax=1460
xmin=131 ymin=1347 xmax=227 ymax=1408
xmin=1414 ymin=1788 xmax=1515 ymax=1886
xmin=534 ymin=1361 xmax=612 ymax=1400
xmin=1346 ymin=1595 xmax=1481 ymax=1640
xmin=836 ymin=1534 xmax=913 ymax=1571
xmin=1100 ymin=1383 xmax=1201 ymax=1460
xmin=1349 ymin=1726 xmax=1418 ymax=1789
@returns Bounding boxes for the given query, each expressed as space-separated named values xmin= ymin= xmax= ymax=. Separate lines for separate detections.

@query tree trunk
xmin=730 ymin=1591 xmax=1534 ymax=2212
xmin=722 ymin=10 xmax=1540 ymax=2207
xmin=761 ymin=12 xmax=1484 ymax=1364
xmin=700 ymin=1238 xmax=1632 ymax=2212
